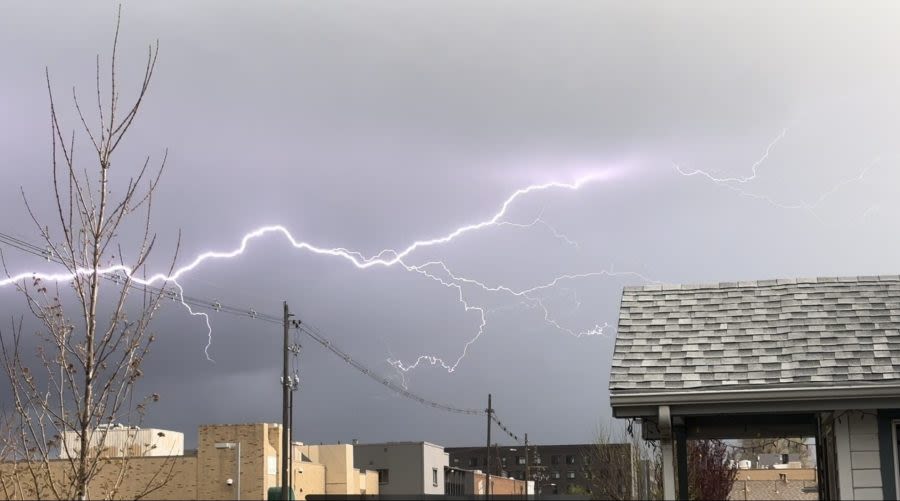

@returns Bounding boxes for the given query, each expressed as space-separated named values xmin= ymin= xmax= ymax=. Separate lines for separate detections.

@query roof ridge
xmin=622 ymin=274 xmax=900 ymax=292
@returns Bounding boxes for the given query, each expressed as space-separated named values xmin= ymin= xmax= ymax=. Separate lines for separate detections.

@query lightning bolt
xmin=1 ymin=168 xmax=649 ymax=371
xmin=674 ymin=128 xmax=876 ymax=213
xmin=386 ymin=261 xmax=660 ymax=373
xmin=674 ymin=128 xmax=788 ymax=183
xmin=496 ymin=208 xmax=580 ymax=249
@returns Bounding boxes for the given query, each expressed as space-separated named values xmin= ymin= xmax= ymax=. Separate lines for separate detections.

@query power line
xmin=491 ymin=411 xmax=522 ymax=443
xmin=0 ymin=230 xmax=488 ymax=416
xmin=300 ymin=322 xmax=484 ymax=416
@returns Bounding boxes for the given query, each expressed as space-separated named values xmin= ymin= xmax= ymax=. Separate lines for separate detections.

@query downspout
xmin=659 ymin=405 xmax=677 ymax=500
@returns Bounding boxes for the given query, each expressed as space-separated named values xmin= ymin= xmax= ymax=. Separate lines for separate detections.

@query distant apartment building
xmin=353 ymin=441 xmax=449 ymax=495
xmin=446 ymin=443 xmax=636 ymax=498
xmin=0 ymin=423 xmax=376 ymax=500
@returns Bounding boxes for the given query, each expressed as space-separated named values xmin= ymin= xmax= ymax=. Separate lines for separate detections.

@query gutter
xmin=610 ymin=383 xmax=900 ymax=408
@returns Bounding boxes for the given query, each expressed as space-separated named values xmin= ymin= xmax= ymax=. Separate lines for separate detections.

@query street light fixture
xmin=216 ymin=442 xmax=242 ymax=501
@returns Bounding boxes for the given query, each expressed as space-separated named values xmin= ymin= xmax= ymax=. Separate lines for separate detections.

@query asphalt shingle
xmin=610 ymin=275 xmax=900 ymax=393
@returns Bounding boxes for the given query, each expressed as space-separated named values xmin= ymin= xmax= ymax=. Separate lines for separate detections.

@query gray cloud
xmin=2 ymin=1 xmax=900 ymax=448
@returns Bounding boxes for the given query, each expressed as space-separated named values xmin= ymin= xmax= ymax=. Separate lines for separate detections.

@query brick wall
xmin=197 ymin=422 xmax=282 ymax=500
xmin=0 ymin=455 xmax=196 ymax=499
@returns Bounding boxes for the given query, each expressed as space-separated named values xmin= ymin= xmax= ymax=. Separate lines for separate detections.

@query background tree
xmin=737 ymin=437 xmax=813 ymax=467
xmin=587 ymin=420 xmax=660 ymax=500
xmin=687 ymin=439 xmax=738 ymax=501
xmin=0 ymin=8 xmax=178 ymax=500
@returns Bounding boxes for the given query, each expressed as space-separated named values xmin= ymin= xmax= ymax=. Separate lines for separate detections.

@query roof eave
xmin=610 ymin=383 xmax=900 ymax=418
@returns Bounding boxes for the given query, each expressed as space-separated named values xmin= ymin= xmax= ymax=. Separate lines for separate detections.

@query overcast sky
xmin=2 ymin=1 xmax=900 ymax=448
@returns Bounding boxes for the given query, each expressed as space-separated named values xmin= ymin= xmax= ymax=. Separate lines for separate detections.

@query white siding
xmin=60 ymin=426 xmax=183 ymax=458
xmin=835 ymin=410 xmax=883 ymax=500
xmin=421 ymin=444 xmax=449 ymax=495
xmin=353 ymin=442 xmax=447 ymax=495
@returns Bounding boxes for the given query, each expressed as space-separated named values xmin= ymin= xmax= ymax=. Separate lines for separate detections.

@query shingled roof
xmin=610 ymin=275 xmax=900 ymax=394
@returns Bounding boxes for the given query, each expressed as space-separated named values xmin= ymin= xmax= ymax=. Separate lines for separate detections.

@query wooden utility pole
xmin=282 ymin=301 xmax=293 ymax=500
xmin=524 ymin=433 xmax=529 ymax=500
xmin=486 ymin=394 xmax=492 ymax=500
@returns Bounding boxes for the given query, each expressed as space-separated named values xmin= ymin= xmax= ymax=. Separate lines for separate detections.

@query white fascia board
xmin=610 ymin=384 xmax=900 ymax=417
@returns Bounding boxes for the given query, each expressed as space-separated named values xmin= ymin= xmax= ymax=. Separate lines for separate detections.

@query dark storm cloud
xmin=2 ymin=1 xmax=900 ymax=447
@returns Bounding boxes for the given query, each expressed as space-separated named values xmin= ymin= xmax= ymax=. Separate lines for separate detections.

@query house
xmin=609 ymin=276 xmax=900 ymax=500
xmin=352 ymin=441 xmax=448 ymax=495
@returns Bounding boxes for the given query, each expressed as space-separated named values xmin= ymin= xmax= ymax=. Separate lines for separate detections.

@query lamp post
xmin=216 ymin=442 xmax=241 ymax=501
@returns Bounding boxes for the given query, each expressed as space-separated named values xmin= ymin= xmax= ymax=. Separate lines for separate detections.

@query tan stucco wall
xmin=292 ymin=461 xmax=325 ymax=500
xmin=364 ymin=469 xmax=378 ymax=494
xmin=294 ymin=443 xmax=377 ymax=496
xmin=0 ymin=424 xmax=375 ymax=500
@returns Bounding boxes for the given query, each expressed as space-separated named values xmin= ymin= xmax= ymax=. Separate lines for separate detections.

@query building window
xmin=534 ymin=455 xmax=542 ymax=465
xmin=433 ymin=468 xmax=439 ymax=487
xmin=552 ymin=471 xmax=560 ymax=479
xmin=567 ymin=471 xmax=576 ymax=479
xmin=516 ymin=455 xmax=525 ymax=465
xmin=377 ymin=469 xmax=389 ymax=484
xmin=583 ymin=455 xmax=591 ymax=465
xmin=551 ymin=455 xmax=560 ymax=465
xmin=469 ymin=457 xmax=478 ymax=467
xmin=501 ymin=456 xmax=507 ymax=465
xmin=566 ymin=455 xmax=576 ymax=465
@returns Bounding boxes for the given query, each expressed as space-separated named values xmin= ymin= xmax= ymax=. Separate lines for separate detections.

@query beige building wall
xmin=294 ymin=443 xmax=377 ymax=496
xmin=292 ymin=460 xmax=325 ymax=500
xmin=0 ymin=423 xmax=376 ymax=501
xmin=197 ymin=423 xmax=284 ymax=500
xmin=473 ymin=472 xmax=527 ymax=496
xmin=361 ymin=469 xmax=378 ymax=494
xmin=0 ymin=455 xmax=196 ymax=500
xmin=729 ymin=469 xmax=818 ymax=501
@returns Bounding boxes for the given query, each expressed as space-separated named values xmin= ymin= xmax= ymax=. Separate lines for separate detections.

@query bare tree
xmin=737 ymin=437 xmax=813 ymax=467
xmin=587 ymin=421 xmax=659 ymax=500
xmin=0 ymin=7 xmax=179 ymax=500
xmin=687 ymin=440 xmax=737 ymax=501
